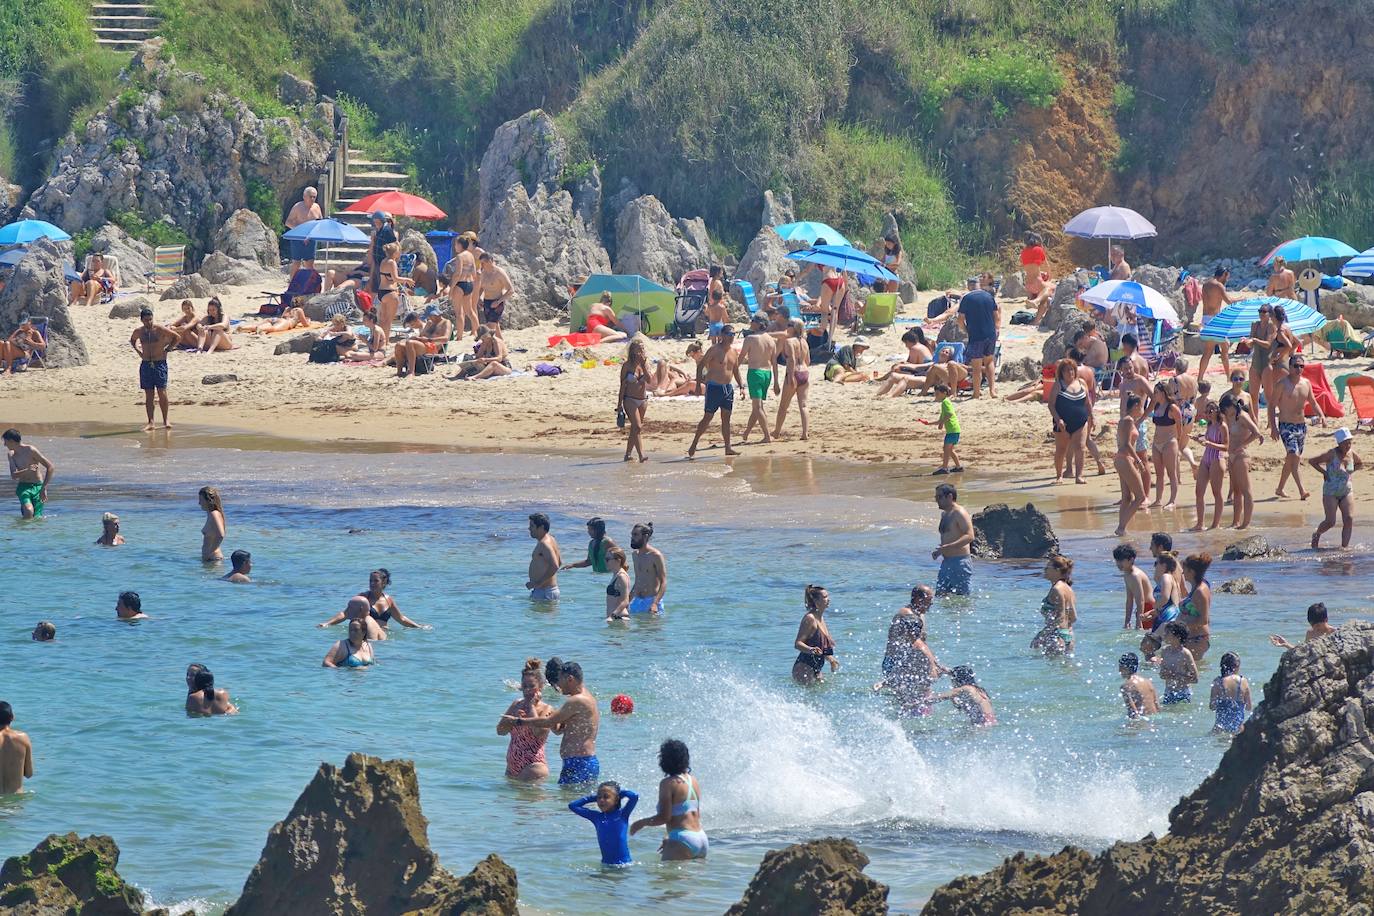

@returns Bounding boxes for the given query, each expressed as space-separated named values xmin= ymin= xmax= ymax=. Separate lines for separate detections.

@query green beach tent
xmin=571 ymin=273 xmax=675 ymax=337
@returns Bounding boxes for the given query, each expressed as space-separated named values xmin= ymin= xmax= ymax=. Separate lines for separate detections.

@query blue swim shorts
xmin=936 ymin=555 xmax=972 ymax=596
xmin=559 ymin=754 xmax=601 ymax=785
xmin=629 ymin=595 xmax=662 ymax=614
xmin=529 ymin=586 xmax=561 ymax=601
xmin=704 ymin=382 xmax=735 ymax=415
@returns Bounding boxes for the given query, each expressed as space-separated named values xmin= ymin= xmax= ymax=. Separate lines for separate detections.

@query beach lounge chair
xmin=785 ymin=291 xmax=820 ymax=328
xmin=1302 ymin=362 xmax=1344 ymax=419
xmin=934 ymin=340 xmax=964 ymax=364
xmin=1347 ymin=375 xmax=1374 ymax=432
xmin=147 ymin=245 xmax=185 ymax=290
xmin=256 ymin=268 xmax=322 ymax=316
xmin=1321 ymin=323 xmax=1366 ymax=358
xmin=734 ymin=280 xmax=759 ymax=317
xmin=1137 ymin=317 xmax=1177 ymax=374
xmin=863 ymin=292 xmax=898 ymax=329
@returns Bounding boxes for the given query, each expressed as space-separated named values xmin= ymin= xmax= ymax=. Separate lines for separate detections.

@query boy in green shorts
xmin=932 ymin=384 xmax=963 ymax=474
xmin=4 ymin=428 xmax=54 ymax=519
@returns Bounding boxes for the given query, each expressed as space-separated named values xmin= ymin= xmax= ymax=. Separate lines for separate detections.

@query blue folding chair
xmin=734 ymin=280 xmax=759 ymax=317
xmin=934 ymin=340 xmax=964 ymax=363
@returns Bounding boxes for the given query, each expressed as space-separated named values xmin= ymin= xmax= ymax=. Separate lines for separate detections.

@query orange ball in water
xmin=611 ymin=694 xmax=634 ymax=715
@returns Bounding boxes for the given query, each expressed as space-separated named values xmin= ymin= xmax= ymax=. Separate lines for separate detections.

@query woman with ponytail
xmin=184 ymin=664 xmax=238 ymax=716
xmin=498 ymin=657 xmax=554 ymax=780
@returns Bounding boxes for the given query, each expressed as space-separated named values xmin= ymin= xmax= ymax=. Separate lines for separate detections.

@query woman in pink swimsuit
xmin=498 ymin=658 xmax=554 ymax=781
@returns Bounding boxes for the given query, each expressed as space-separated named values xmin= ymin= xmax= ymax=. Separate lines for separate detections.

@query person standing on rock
xmin=687 ymin=325 xmax=744 ymax=459
xmin=739 ymin=313 xmax=780 ymax=443
xmin=503 ymin=659 xmax=600 ymax=786
xmin=0 ymin=701 xmax=34 ymax=795
xmin=526 ymin=513 xmax=561 ymax=601
xmin=4 ymin=428 xmax=53 ymax=520
xmin=1268 ymin=354 xmax=1324 ymax=500
xmin=1197 ymin=267 xmax=1240 ymax=380
xmin=931 ymin=484 xmax=973 ymax=596
xmin=285 ymin=187 xmax=322 ymax=276
xmin=130 ymin=307 xmax=179 ymax=430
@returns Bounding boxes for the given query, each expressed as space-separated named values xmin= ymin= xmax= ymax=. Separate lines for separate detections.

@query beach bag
xmin=308 ymin=338 xmax=340 ymax=363
xmin=1010 ymin=310 xmax=1036 ymax=325
xmin=836 ymin=287 xmax=858 ymax=326
xmin=534 ymin=362 xmax=562 ymax=377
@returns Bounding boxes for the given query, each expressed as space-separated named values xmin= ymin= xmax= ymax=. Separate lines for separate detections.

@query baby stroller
xmin=671 ymin=268 xmax=711 ymax=338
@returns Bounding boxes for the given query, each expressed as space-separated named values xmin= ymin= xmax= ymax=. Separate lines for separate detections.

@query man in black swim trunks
xmin=478 ymin=252 xmax=513 ymax=334
xmin=687 ymin=325 xmax=744 ymax=459
xmin=129 ymin=307 xmax=179 ymax=430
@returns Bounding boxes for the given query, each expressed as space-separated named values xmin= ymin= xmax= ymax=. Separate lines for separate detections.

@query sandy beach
xmin=3 ymin=279 xmax=1364 ymax=539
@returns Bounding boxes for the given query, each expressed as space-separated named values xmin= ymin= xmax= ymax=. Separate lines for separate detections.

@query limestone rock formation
xmin=274 ymin=333 xmax=317 ymax=356
xmin=109 ymin=297 xmax=156 ymax=320
xmin=88 ymin=223 xmax=155 ymax=282
xmin=923 ymin=622 xmax=1374 ymax=916
xmin=0 ymin=832 xmax=151 ymax=916
xmin=159 ymin=273 xmax=217 ymax=301
xmin=25 ymin=58 xmax=330 ymax=252
xmin=1222 ymin=535 xmax=1288 ymax=561
xmin=226 ymin=752 xmax=517 ymax=916
xmin=997 ymin=355 xmax=1040 ymax=383
xmin=737 ymin=191 xmax=801 ymax=300
xmin=214 ymin=209 xmax=280 ymax=269
xmin=199 ymin=252 xmax=278 ymax=287
xmin=1000 ymin=271 xmax=1026 ymax=300
xmin=298 ymin=289 xmax=356 ymax=322
xmin=726 ymin=837 xmax=889 ymax=916
xmin=1320 ymin=285 xmax=1374 ymax=330
xmin=0 ymin=241 xmax=89 ymax=368
xmin=613 ymin=195 xmax=712 ymax=283
xmin=1219 ymin=577 xmax=1258 ymax=595
xmin=970 ymin=503 xmax=1059 ymax=559
xmin=277 ymin=72 xmax=317 ymax=107
xmin=760 ymin=189 xmax=795 ymax=229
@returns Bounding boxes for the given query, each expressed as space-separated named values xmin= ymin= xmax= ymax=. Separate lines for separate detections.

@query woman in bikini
xmin=617 ymin=338 xmax=650 ymax=462
xmin=1190 ymin=399 xmax=1229 ymax=531
xmin=238 ymin=306 xmax=310 ymax=335
xmin=1113 ymin=395 xmax=1146 ymax=536
xmin=171 ymin=300 xmax=202 ymax=347
xmin=449 ymin=237 xmax=480 ymax=341
xmin=630 ymin=739 xmax=708 ymax=860
xmin=198 ymin=298 xmax=233 ymax=353
xmin=603 ymin=548 xmax=632 ymax=621
xmin=1048 ymin=358 xmax=1090 ymax=484
xmin=322 ymin=617 xmax=375 ymax=668
xmin=497 ymin=658 xmax=553 ymax=781
xmin=1263 ymin=305 xmax=1302 ymax=410
xmin=792 ymin=584 xmax=838 ymax=685
xmin=1030 ymin=554 xmax=1076 ymax=656
xmin=1147 ymin=381 xmax=1183 ymax=509
xmin=772 ymin=319 xmax=811 ymax=441
xmin=1178 ymin=553 xmax=1213 ymax=662
xmin=198 ymin=485 xmax=225 ymax=562
xmin=1310 ymin=427 xmax=1362 ymax=548
xmin=585 ymin=293 xmax=628 ymax=343
xmin=374 ymin=242 xmax=406 ymax=338
xmin=1219 ymin=392 xmax=1262 ymax=529
xmin=1149 ymin=552 xmax=1182 ymax=633
xmin=815 ymin=267 xmax=844 ymax=339
xmin=362 ymin=568 xmax=427 ymax=630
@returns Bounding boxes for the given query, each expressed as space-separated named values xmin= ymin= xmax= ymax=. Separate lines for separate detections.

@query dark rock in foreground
xmin=970 ymin=503 xmax=1059 ymax=559
xmin=1219 ymin=576 xmax=1257 ymax=595
xmin=0 ymin=832 xmax=163 ymax=915
xmin=225 ymin=752 xmax=518 ymax=916
xmin=922 ymin=621 xmax=1374 ymax=916
xmin=726 ymin=837 xmax=889 ymax=916
xmin=1222 ymin=534 xmax=1288 ymax=561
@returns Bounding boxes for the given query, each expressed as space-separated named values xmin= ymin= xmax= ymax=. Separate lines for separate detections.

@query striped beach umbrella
xmin=1199 ymin=296 xmax=1326 ymax=342
xmin=1341 ymin=247 xmax=1374 ymax=279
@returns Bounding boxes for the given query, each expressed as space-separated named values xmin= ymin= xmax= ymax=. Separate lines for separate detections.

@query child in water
xmin=1270 ymin=601 xmax=1336 ymax=649
xmin=1208 ymin=652 xmax=1252 ymax=734
xmin=1119 ymin=652 xmax=1160 ymax=719
xmin=569 ymin=781 xmax=639 ymax=866
xmin=932 ymin=665 xmax=996 ymax=726
xmin=1158 ymin=622 xmax=1198 ymax=704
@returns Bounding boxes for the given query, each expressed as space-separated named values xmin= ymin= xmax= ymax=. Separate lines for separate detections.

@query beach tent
xmin=571 ymin=274 xmax=675 ymax=337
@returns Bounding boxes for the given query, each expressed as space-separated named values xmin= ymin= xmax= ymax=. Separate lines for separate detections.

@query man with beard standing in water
xmin=628 ymin=522 xmax=667 ymax=615
xmin=931 ymin=484 xmax=974 ymax=596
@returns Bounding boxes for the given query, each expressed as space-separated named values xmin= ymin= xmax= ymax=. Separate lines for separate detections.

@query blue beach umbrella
xmin=282 ymin=218 xmax=370 ymax=244
xmin=786 ymin=244 xmax=898 ymax=281
xmin=1199 ymin=296 xmax=1326 ymax=342
xmin=772 ymin=221 xmax=851 ymax=248
xmin=1261 ymin=236 xmax=1358 ymax=265
xmin=1339 ymin=246 xmax=1374 ymax=279
xmin=0 ymin=247 xmax=81 ymax=281
xmin=0 ymin=219 xmax=71 ymax=244
xmin=1078 ymin=279 xmax=1180 ymax=326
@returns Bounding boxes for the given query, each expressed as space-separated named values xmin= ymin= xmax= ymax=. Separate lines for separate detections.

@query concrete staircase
xmin=318 ymin=155 xmax=409 ymax=266
xmin=89 ymin=0 xmax=160 ymax=51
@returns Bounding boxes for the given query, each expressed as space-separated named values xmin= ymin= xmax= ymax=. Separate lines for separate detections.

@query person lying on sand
xmin=237 ymin=307 xmax=312 ymax=334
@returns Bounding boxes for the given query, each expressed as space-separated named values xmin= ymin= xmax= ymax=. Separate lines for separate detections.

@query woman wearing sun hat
xmin=1310 ymin=427 xmax=1362 ymax=548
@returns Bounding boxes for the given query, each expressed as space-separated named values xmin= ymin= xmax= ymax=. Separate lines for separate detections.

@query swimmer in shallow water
xmin=185 ymin=664 xmax=238 ymax=716
xmin=360 ymin=569 xmax=425 ymax=629
xmin=1209 ymin=652 xmax=1251 ymax=735
xmin=116 ymin=590 xmax=148 ymax=621
xmin=792 ymin=584 xmax=838 ymax=685
xmin=571 ymin=781 xmax=639 ymax=866
xmin=1270 ymin=601 xmax=1337 ymax=649
xmin=932 ymin=665 xmax=996 ymax=726
xmin=631 ymin=739 xmax=707 ymax=860
xmin=1030 ymin=555 xmax=1075 ymax=656
xmin=95 ymin=512 xmax=124 ymax=546
xmin=317 ymin=596 xmax=387 ymax=640
xmin=31 ymin=621 xmax=55 ymax=642
xmin=1158 ymin=622 xmax=1198 ymax=704
xmin=1119 ymin=652 xmax=1159 ymax=719
xmin=323 ymin=618 xmax=374 ymax=668
xmin=221 ymin=550 xmax=252 ymax=583
xmin=604 ymin=548 xmax=631 ymax=621
xmin=498 ymin=658 xmax=553 ymax=781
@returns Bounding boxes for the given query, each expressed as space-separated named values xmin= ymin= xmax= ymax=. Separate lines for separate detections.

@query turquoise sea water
xmin=0 ymin=430 xmax=1369 ymax=914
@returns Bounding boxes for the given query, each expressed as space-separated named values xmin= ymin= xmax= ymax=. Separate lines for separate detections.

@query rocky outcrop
xmin=727 ymin=838 xmax=889 ymax=916
xmin=736 ymin=190 xmax=801 ymax=299
xmin=199 ymin=252 xmax=278 ymax=287
xmin=1219 ymin=577 xmax=1258 ymax=595
xmin=109 ymin=297 xmax=156 ymax=320
xmin=0 ymin=240 xmax=88 ymax=368
xmin=277 ymin=72 xmax=317 ymax=107
xmin=1222 ymin=535 xmax=1288 ymax=561
xmin=400 ymin=229 xmax=437 ymax=279
xmin=274 ymin=332 xmax=317 ymax=356
xmin=25 ymin=57 xmax=331 ymax=252
xmin=88 ymin=223 xmax=155 ymax=283
xmin=1000 ymin=271 xmax=1026 ymax=300
xmin=214 ymin=209 xmax=279 ymax=269
xmin=612 ymin=194 xmax=712 ymax=283
xmin=227 ymin=753 xmax=518 ymax=916
xmin=0 ymin=833 xmax=152 ymax=915
xmin=1320 ymin=284 xmax=1374 ymax=330
xmin=924 ymin=621 xmax=1374 ymax=916
xmin=970 ymin=503 xmax=1059 ymax=559
xmin=997 ymin=355 xmax=1040 ymax=383
xmin=866 ymin=212 xmax=917 ymax=302
xmin=298 ymin=289 xmax=355 ymax=322
xmin=159 ymin=273 xmax=217 ymax=301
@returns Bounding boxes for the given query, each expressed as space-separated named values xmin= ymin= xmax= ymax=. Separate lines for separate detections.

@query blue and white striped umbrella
xmin=1341 ymin=247 xmax=1374 ymax=279
xmin=1078 ymin=279 xmax=1179 ymax=326
xmin=1199 ymin=296 xmax=1326 ymax=342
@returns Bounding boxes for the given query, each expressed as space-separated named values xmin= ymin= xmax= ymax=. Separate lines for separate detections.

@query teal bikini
xmin=664 ymin=775 xmax=708 ymax=858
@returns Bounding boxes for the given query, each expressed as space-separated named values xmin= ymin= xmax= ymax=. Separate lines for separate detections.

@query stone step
xmin=89 ymin=14 xmax=160 ymax=24
xmin=94 ymin=38 xmax=145 ymax=47
xmin=91 ymin=3 xmax=154 ymax=11
xmin=348 ymin=158 xmax=405 ymax=170
xmin=92 ymin=27 xmax=158 ymax=35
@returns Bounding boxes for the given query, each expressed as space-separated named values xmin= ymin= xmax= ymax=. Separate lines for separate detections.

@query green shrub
xmin=1278 ymin=161 xmax=1374 ymax=251
xmin=110 ymin=210 xmax=193 ymax=249
xmin=1113 ymin=81 xmax=1137 ymax=113
xmin=70 ymin=227 xmax=96 ymax=266
xmin=244 ymin=177 xmax=284 ymax=233
xmin=923 ymin=48 xmax=1064 ymax=118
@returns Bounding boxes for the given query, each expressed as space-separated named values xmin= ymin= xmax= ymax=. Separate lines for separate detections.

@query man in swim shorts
xmin=3 ymin=429 xmax=53 ymax=520
xmin=687 ymin=325 xmax=744 ymax=459
xmin=503 ymin=660 xmax=600 ymax=785
xmin=284 ymin=187 xmax=322 ymax=275
xmin=130 ymin=307 xmax=179 ymax=430
xmin=477 ymin=252 xmax=513 ymax=332
xmin=526 ymin=512 xmax=562 ymax=601
xmin=629 ymin=522 xmax=667 ymax=614
xmin=739 ymin=313 xmax=779 ymax=443
xmin=1267 ymin=354 xmax=1323 ymax=499
xmin=931 ymin=483 xmax=973 ymax=596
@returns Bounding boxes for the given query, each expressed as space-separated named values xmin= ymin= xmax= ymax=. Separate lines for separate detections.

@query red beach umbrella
xmin=343 ymin=190 xmax=446 ymax=220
